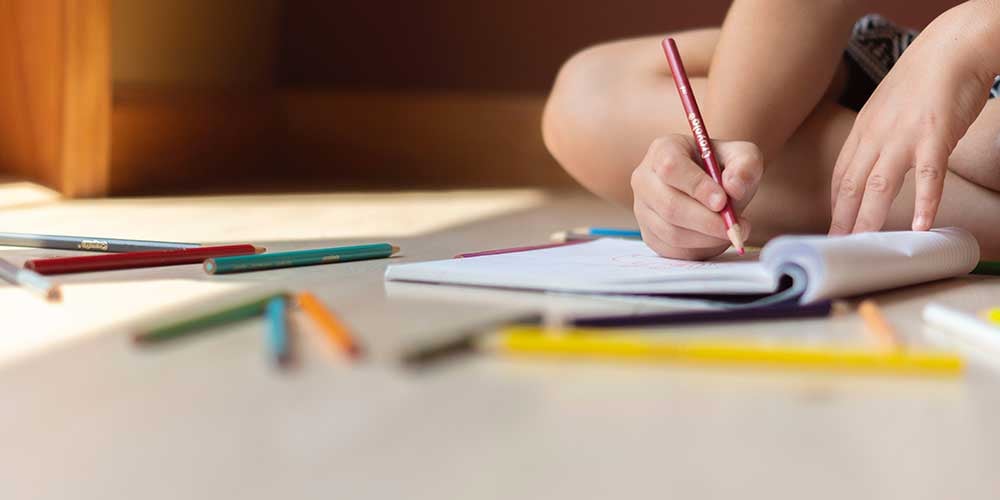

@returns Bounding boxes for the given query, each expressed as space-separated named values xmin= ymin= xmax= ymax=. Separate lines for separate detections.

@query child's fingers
xmin=851 ymin=150 xmax=908 ymax=233
xmin=644 ymin=136 xmax=728 ymax=212
xmin=912 ymin=144 xmax=948 ymax=231
xmin=632 ymin=159 xmax=728 ymax=239
xmin=829 ymin=144 xmax=879 ymax=235
xmin=831 ymin=130 xmax=861 ymax=211
xmin=635 ymin=199 xmax=731 ymax=249
xmin=639 ymin=171 xmax=730 ymax=239
xmin=715 ymin=141 xmax=764 ymax=207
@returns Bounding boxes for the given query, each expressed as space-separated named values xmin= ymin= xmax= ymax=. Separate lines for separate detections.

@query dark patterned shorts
xmin=839 ymin=14 xmax=1000 ymax=111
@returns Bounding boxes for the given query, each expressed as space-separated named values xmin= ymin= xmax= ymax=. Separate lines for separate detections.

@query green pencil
xmin=972 ymin=261 xmax=1000 ymax=276
xmin=204 ymin=243 xmax=399 ymax=274
xmin=133 ymin=291 xmax=288 ymax=344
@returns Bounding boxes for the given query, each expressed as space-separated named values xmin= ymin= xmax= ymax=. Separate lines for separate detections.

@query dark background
xmin=278 ymin=1 xmax=954 ymax=92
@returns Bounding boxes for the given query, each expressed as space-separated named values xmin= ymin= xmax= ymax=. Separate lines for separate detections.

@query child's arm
xmin=705 ymin=0 xmax=864 ymax=160
xmin=830 ymin=0 xmax=1000 ymax=235
xmin=632 ymin=0 xmax=863 ymax=260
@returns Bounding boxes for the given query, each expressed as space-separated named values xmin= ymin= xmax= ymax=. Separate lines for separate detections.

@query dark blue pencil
xmin=570 ymin=300 xmax=833 ymax=328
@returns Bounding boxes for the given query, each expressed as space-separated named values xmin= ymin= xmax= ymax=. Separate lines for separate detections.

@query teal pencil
xmin=204 ymin=243 xmax=399 ymax=274
xmin=265 ymin=296 xmax=292 ymax=367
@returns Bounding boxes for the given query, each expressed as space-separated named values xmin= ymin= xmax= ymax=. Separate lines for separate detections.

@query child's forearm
xmin=705 ymin=0 xmax=863 ymax=162
xmin=963 ymin=0 xmax=1000 ymax=83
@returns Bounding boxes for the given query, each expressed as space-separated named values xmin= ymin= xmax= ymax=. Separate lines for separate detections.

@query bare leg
xmin=542 ymin=30 xmax=721 ymax=203
xmin=543 ymin=33 xmax=1000 ymax=258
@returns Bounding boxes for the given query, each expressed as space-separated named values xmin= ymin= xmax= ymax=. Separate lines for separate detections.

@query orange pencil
xmin=296 ymin=292 xmax=362 ymax=359
xmin=858 ymin=300 xmax=903 ymax=350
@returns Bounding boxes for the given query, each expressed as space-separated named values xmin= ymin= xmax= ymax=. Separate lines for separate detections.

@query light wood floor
xmin=2 ymin=182 xmax=1000 ymax=500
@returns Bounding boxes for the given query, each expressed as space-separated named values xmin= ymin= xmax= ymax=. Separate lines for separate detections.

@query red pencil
xmin=454 ymin=240 xmax=587 ymax=259
xmin=661 ymin=37 xmax=745 ymax=255
xmin=25 ymin=244 xmax=264 ymax=275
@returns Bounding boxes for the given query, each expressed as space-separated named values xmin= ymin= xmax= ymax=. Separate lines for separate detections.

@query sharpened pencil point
xmin=391 ymin=245 xmax=401 ymax=255
xmin=726 ymin=224 xmax=745 ymax=255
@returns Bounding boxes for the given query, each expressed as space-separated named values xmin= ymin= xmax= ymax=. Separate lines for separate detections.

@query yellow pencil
xmin=857 ymin=300 xmax=903 ymax=350
xmin=983 ymin=308 xmax=1000 ymax=326
xmin=296 ymin=292 xmax=362 ymax=359
xmin=488 ymin=326 xmax=962 ymax=376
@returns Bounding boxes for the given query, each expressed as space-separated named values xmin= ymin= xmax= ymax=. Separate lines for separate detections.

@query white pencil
xmin=923 ymin=302 xmax=1000 ymax=354
xmin=0 ymin=257 xmax=61 ymax=301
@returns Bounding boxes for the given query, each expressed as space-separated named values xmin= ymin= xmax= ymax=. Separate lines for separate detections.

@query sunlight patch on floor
xmin=0 ymin=180 xmax=61 ymax=210
xmin=0 ymin=280 xmax=250 ymax=368
xmin=0 ymin=189 xmax=548 ymax=243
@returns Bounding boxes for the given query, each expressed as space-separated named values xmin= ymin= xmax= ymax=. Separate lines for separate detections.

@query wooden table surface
xmin=2 ymin=187 xmax=999 ymax=500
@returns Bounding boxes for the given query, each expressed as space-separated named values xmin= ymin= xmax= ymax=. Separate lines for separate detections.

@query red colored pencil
xmin=25 ymin=244 xmax=264 ymax=275
xmin=454 ymin=240 xmax=587 ymax=259
xmin=661 ymin=37 xmax=745 ymax=255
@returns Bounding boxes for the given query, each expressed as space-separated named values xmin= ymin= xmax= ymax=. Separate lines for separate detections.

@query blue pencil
xmin=551 ymin=227 xmax=643 ymax=242
xmin=265 ymin=296 xmax=291 ymax=367
xmin=580 ymin=227 xmax=642 ymax=238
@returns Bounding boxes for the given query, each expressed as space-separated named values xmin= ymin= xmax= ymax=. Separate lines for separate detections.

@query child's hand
xmin=830 ymin=2 xmax=996 ymax=235
xmin=632 ymin=134 xmax=761 ymax=260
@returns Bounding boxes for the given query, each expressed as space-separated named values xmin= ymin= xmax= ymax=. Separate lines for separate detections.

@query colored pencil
xmin=857 ymin=300 xmax=903 ymax=349
xmin=0 ymin=232 xmax=200 ymax=253
xmin=454 ymin=240 xmax=586 ymax=259
xmin=0 ymin=257 xmax=60 ymax=301
xmin=662 ymin=38 xmax=745 ymax=255
xmin=575 ymin=227 xmax=642 ymax=238
xmin=25 ymin=244 xmax=263 ymax=275
xmin=296 ymin=291 xmax=362 ymax=359
xmin=266 ymin=296 xmax=292 ymax=367
xmin=984 ymin=308 xmax=1000 ymax=326
xmin=924 ymin=302 xmax=1000 ymax=355
xmin=971 ymin=261 xmax=1000 ymax=275
xmin=400 ymin=313 xmax=543 ymax=369
xmin=133 ymin=291 xmax=287 ymax=344
xmin=571 ymin=300 xmax=832 ymax=328
xmin=550 ymin=231 xmax=600 ymax=242
xmin=204 ymin=243 xmax=399 ymax=274
xmin=489 ymin=326 xmax=963 ymax=376
xmin=550 ymin=228 xmax=643 ymax=242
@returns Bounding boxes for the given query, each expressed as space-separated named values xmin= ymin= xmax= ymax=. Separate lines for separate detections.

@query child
xmin=542 ymin=0 xmax=1000 ymax=260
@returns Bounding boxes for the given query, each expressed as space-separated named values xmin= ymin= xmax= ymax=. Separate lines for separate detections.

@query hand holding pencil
xmin=631 ymin=38 xmax=760 ymax=261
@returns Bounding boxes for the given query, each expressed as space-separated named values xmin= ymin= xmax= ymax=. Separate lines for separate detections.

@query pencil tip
xmin=47 ymin=287 xmax=62 ymax=302
xmin=726 ymin=225 xmax=746 ymax=255
xmin=391 ymin=245 xmax=401 ymax=255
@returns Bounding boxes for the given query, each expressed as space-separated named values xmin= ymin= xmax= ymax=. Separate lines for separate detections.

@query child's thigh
xmin=949 ymin=100 xmax=1000 ymax=193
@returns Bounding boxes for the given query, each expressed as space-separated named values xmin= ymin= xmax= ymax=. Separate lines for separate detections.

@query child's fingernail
xmin=709 ymin=193 xmax=725 ymax=209
xmin=913 ymin=215 xmax=930 ymax=231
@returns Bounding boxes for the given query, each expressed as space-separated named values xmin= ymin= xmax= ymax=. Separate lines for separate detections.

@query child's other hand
xmin=829 ymin=2 xmax=995 ymax=235
xmin=632 ymin=135 xmax=761 ymax=260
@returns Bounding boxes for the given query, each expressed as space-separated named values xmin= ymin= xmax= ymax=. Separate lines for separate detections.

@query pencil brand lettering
xmin=687 ymin=112 xmax=711 ymax=159
xmin=78 ymin=240 xmax=109 ymax=251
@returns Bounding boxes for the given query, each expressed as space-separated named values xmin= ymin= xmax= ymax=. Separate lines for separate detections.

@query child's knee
xmin=542 ymin=45 xmax=618 ymax=187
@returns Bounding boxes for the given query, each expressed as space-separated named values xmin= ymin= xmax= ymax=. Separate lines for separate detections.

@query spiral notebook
xmin=385 ymin=228 xmax=980 ymax=304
